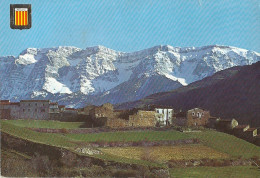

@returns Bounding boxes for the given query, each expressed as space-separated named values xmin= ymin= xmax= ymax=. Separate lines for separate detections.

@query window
xmin=192 ymin=112 xmax=195 ymax=116
xmin=35 ymin=109 xmax=37 ymax=112
xmin=23 ymin=109 xmax=25 ymax=112
xmin=41 ymin=109 xmax=45 ymax=112
xmin=28 ymin=109 xmax=30 ymax=112
xmin=28 ymin=103 xmax=30 ymax=106
xmin=35 ymin=103 xmax=37 ymax=106
xmin=197 ymin=113 xmax=200 ymax=117
xmin=202 ymin=112 xmax=204 ymax=116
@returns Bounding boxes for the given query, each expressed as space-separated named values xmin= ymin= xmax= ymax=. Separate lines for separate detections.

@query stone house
xmin=89 ymin=103 xmax=114 ymax=119
xmin=233 ymin=125 xmax=250 ymax=138
xmin=254 ymin=135 xmax=260 ymax=146
xmin=106 ymin=110 xmax=159 ymax=128
xmin=242 ymin=128 xmax=257 ymax=142
xmin=207 ymin=117 xmax=220 ymax=129
xmin=128 ymin=110 xmax=158 ymax=127
xmin=106 ymin=118 xmax=129 ymax=128
xmin=215 ymin=119 xmax=238 ymax=133
xmin=172 ymin=111 xmax=187 ymax=126
xmin=0 ymin=100 xmax=20 ymax=119
xmin=155 ymin=108 xmax=173 ymax=126
xmin=49 ymin=102 xmax=59 ymax=113
xmin=19 ymin=100 xmax=50 ymax=119
xmin=186 ymin=108 xmax=210 ymax=127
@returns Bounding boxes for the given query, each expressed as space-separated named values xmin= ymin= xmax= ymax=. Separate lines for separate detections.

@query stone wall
xmin=106 ymin=118 xmax=129 ymax=128
xmin=129 ymin=111 xmax=157 ymax=127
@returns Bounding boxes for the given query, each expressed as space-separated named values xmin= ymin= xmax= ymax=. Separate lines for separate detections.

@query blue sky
xmin=0 ymin=0 xmax=259 ymax=56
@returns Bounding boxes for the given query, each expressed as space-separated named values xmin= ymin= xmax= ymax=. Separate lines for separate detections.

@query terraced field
xmin=1 ymin=119 xmax=260 ymax=177
xmin=3 ymin=120 xmax=84 ymax=129
xmin=170 ymin=166 xmax=260 ymax=178
xmin=100 ymin=145 xmax=229 ymax=162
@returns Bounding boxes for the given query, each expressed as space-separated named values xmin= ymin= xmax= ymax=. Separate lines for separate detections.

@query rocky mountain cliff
xmin=0 ymin=45 xmax=259 ymax=107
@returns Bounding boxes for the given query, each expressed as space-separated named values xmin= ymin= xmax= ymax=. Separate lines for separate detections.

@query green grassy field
xmin=0 ymin=121 xmax=78 ymax=148
xmin=190 ymin=131 xmax=260 ymax=159
xmin=66 ymin=130 xmax=193 ymax=142
xmin=3 ymin=120 xmax=84 ymax=129
xmin=1 ymin=120 xmax=260 ymax=160
xmin=170 ymin=166 xmax=260 ymax=178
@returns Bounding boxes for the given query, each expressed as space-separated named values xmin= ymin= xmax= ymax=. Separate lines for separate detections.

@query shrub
xmin=60 ymin=128 xmax=68 ymax=134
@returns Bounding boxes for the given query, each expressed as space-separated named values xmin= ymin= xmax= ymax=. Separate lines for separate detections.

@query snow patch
xmin=43 ymin=78 xmax=72 ymax=94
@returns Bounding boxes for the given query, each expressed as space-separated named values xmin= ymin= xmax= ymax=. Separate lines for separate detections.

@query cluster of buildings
xmin=1 ymin=99 xmax=259 ymax=146
xmin=0 ymin=100 xmax=71 ymax=120
xmin=208 ymin=118 xmax=260 ymax=146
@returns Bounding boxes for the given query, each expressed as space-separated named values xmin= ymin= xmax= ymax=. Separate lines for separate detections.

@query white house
xmin=155 ymin=108 xmax=173 ymax=126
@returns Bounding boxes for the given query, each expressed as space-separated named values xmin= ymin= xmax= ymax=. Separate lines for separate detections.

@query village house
xmin=186 ymin=108 xmax=210 ymax=127
xmin=232 ymin=125 xmax=250 ymax=138
xmin=172 ymin=108 xmax=210 ymax=127
xmin=242 ymin=128 xmax=258 ymax=142
xmin=146 ymin=104 xmax=174 ymax=126
xmin=172 ymin=111 xmax=187 ymax=126
xmin=0 ymin=100 xmax=20 ymax=119
xmin=128 ymin=110 xmax=159 ymax=127
xmin=254 ymin=135 xmax=260 ymax=146
xmin=206 ymin=117 xmax=220 ymax=129
xmin=154 ymin=107 xmax=173 ymax=126
xmin=49 ymin=102 xmax=59 ymax=113
xmin=215 ymin=119 xmax=238 ymax=133
xmin=19 ymin=100 xmax=50 ymax=120
xmin=106 ymin=110 xmax=160 ymax=128
xmin=89 ymin=103 xmax=114 ymax=119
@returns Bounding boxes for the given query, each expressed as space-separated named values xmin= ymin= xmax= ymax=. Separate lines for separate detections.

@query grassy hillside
xmin=191 ymin=131 xmax=260 ymax=159
xmin=1 ymin=120 xmax=260 ymax=159
xmin=3 ymin=120 xmax=85 ymax=129
xmin=0 ymin=121 xmax=78 ymax=148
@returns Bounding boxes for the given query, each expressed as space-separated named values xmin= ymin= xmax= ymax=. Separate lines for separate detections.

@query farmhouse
xmin=129 ymin=110 xmax=158 ymax=127
xmin=19 ymin=100 xmax=50 ymax=119
xmin=172 ymin=108 xmax=210 ymax=127
xmin=0 ymin=100 xmax=20 ymax=119
xmin=207 ymin=117 xmax=220 ymax=129
xmin=172 ymin=111 xmax=187 ymax=126
xmin=186 ymin=108 xmax=210 ymax=127
xmin=243 ymin=128 xmax=257 ymax=142
xmin=232 ymin=125 xmax=250 ymax=138
xmin=154 ymin=107 xmax=173 ymax=126
xmin=215 ymin=119 xmax=238 ymax=133
xmin=0 ymin=100 xmax=65 ymax=120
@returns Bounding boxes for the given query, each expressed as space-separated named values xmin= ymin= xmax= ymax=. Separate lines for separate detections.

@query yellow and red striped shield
xmin=15 ymin=8 xmax=28 ymax=26
xmin=10 ymin=4 xmax=31 ymax=29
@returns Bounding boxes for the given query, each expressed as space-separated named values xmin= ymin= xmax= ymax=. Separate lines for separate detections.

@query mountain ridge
xmin=0 ymin=45 xmax=259 ymax=108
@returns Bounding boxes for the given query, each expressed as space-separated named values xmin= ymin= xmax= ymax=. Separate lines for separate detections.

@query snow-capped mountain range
xmin=0 ymin=45 xmax=259 ymax=108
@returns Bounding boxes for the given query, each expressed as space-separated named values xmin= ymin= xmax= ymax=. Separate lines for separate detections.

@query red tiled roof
xmin=59 ymin=105 xmax=65 ymax=108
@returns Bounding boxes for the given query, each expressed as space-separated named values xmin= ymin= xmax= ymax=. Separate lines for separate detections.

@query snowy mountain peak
xmin=0 ymin=45 xmax=259 ymax=107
